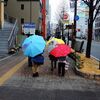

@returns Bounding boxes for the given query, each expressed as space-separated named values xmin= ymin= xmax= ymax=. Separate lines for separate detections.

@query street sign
xmin=75 ymin=15 xmax=79 ymax=21
xmin=22 ymin=23 xmax=36 ymax=35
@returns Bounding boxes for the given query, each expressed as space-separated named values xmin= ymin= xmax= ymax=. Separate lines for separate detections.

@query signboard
xmin=22 ymin=23 xmax=36 ymax=35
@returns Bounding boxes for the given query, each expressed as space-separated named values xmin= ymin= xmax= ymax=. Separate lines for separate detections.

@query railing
xmin=4 ymin=13 xmax=19 ymax=52
xmin=8 ymin=19 xmax=18 ymax=52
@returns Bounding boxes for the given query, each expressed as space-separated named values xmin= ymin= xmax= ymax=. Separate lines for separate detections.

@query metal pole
xmin=71 ymin=0 xmax=77 ymax=49
xmin=74 ymin=0 xmax=77 ymax=37
xmin=67 ymin=27 xmax=69 ymax=45
xmin=62 ymin=8 xmax=65 ymax=42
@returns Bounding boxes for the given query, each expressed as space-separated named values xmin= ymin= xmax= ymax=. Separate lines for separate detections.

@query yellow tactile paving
xmin=0 ymin=58 xmax=27 ymax=86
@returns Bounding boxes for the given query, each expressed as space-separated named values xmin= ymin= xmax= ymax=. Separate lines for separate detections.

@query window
xmin=21 ymin=4 xmax=24 ymax=10
xmin=21 ymin=18 xmax=24 ymax=24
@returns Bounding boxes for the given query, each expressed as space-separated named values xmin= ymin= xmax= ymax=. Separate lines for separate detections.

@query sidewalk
xmin=0 ymin=48 xmax=100 ymax=81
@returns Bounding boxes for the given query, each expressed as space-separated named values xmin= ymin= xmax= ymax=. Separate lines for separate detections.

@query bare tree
xmin=82 ymin=0 xmax=100 ymax=58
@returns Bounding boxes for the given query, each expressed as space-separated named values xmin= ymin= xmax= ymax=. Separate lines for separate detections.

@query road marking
xmin=0 ymin=58 xmax=27 ymax=86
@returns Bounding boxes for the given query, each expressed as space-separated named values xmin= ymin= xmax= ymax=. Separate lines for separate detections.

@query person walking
xmin=31 ymin=53 xmax=44 ymax=77
xmin=22 ymin=34 xmax=46 ymax=77
xmin=55 ymin=26 xmax=61 ymax=39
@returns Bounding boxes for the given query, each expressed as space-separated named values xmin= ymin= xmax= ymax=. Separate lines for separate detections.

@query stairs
xmin=0 ymin=21 xmax=13 ymax=54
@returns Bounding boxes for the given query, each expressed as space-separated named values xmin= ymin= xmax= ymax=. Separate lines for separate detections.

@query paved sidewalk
xmin=0 ymin=50 xmax=100 ymax=100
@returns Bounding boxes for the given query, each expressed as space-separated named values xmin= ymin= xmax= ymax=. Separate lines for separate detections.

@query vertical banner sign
xmin=22 ymin=23 xmax=36 ymax=35
xmin=42 ymin=0 xmax=46 ymax=38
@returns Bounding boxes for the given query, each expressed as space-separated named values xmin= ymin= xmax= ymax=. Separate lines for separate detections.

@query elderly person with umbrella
xmin=22 ymin=34 xmax=46 ymax=77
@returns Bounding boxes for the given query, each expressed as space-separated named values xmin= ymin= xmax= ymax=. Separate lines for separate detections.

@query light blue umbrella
xmin=22 ymin=35 xmax=46 ymax=57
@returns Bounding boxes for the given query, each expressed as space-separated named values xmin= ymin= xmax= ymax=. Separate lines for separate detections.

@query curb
xmin=74 ymin=66 xmax=100 ymax=80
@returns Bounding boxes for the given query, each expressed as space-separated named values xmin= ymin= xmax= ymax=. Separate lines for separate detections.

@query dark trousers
xmin=58 ymin=62 xmax=65 ymax=76
xmin=51 ymin=60 xmax=57 ymax=71
xmin=49 ymin=55 xmax=57 ymax=71
xmin=28 ymin=57 xmax=32 ymax=67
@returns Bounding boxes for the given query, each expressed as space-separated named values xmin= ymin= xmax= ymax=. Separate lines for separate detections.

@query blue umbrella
xmin=22 ymin=35 xmax=46 ymax=57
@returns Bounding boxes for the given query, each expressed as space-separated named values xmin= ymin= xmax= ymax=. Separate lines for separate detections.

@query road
xmin=83 ymin=40 xmax=100 ymax=60
xmin=0 ymin=50 xmax=100 ymax=100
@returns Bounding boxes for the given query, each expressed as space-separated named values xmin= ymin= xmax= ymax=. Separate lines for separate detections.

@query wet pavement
xmin=0 ymin=50 xmax=100 ymax=100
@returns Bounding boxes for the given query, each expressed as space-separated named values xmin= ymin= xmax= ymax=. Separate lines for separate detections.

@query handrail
xmin=8 ymin=19 xmax=17 ymax=42
xmin=8 ymin=19 xmax=18 ymax=51
xmin=4 ymin=13 xmax=19 ymax=52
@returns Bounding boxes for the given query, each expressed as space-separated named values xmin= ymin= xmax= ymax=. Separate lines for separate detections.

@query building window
xmin=21 ymin=18 xmax=24 ymax=24
xmin=21 ymin=4 xmax=24 ymax=10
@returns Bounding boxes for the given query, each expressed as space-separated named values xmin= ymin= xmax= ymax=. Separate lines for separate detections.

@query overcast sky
xmin=49 ymin=0 xmax=72 ymax=24
xmin=49 ymin=0 xmax=63 ymax=23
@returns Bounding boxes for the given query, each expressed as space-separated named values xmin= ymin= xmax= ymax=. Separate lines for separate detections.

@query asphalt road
xmin=81 ymin=40 xmax=100 ymax=60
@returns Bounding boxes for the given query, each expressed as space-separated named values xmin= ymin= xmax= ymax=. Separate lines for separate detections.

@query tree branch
xmin=93 ymin=0 xmax=100 ymax=11
xmin=93 ymin=5 xmax=100 ymax=22
xmin=81 ymin=0 xmax=90 ymax=7
xmin=94 ymin=0 xmax=99 ymax=7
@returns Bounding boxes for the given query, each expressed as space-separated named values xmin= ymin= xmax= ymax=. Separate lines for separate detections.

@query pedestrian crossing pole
xmin=41 ymin=0 xmax=46 ymax=39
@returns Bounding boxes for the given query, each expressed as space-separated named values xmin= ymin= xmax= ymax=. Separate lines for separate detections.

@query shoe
xmin=32 ymin=72 xmax=39 ymax=77
xmin=51 ymin=68 xmax=53 ymax=71
xmin=28 ymin=65 xmax=32 ymax=67
xmin=32 ymin=73 xmax=36 ymax=77
xmin=35 ymin=72 xmax=39 ymax=77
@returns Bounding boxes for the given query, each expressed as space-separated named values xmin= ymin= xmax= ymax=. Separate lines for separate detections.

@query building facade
xmin=4 ymin=0 xmax=40 ymax=33
xmin=94 ymin=2 xmax=100 ymax=41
